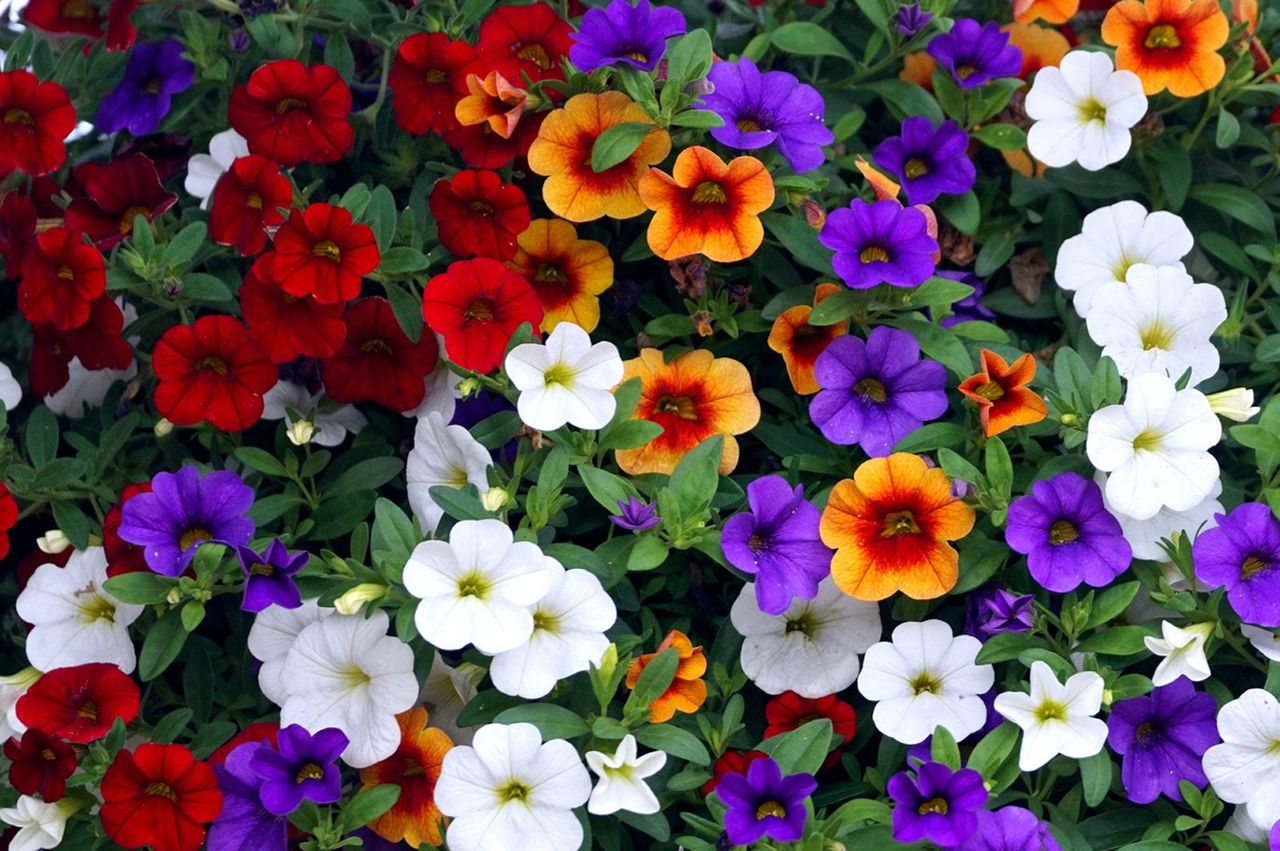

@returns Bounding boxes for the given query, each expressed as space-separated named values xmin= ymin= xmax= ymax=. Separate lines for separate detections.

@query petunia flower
xmin=1106 ymin=678 xmax=1219 ymax=804
xmin=250 ymin=724 xmax=348 ymax=815
xmin=1025 ymin=50 xmax=1148 ymax=171
xmin=99 ymin=743 xmax=223 ymax=851
xmin=1202 ymin=689 xmax=1280 ymax=831
xmin=29 ymin=296 xmax=134 ymax=398
xmin=16 ymin=227 xmax=105 ymax=331
xmin=206 ymin=741 xmax=288 ymax=851
xmin=888 ymin=761 xmax=988 ymax=846
xmin=0 ymin=70 xmax=76 ymax=177
xmin=441 ymin=67 xmax=545 ymax=172
xmin=475 ymin=3 xmax=574 ymax=84
xmin=208 ymin=154 xmax=292 ymax=256
xmin=625 ymin=629 xmax=708 ymax=722
xmin=0 ymin=361 xmax=21 ymax=412
xmin=454 ymin=69 xmax=527 ymax=140
xmin=321 ymin=297 xmax=441 ymax=412
xmin=767 ymin=283 xmax=848 ymax=395
xmin=954 ymin=806 xmax=1062 ymax=851
xmin=0 ymin=669 xmax=40 ymax=742
xmin=247 ymin=599 xmax=333 ymax=706
xmin=261 ymin=380 xmax=367 ymax=449
xmin=965 ymin=585 xmax=1035 ymax=642
xmin=240 ymin=258 xmax=346 ymax=364
xmin=184 ymin=128 xmax=249 ymax=208
xmin=95 ymin=38 xmax=194 ymax=136
xmin=819 ymin=199 xmax=939 ymax=289
xmin=1004 ymin=21 xmax=1071 ymax=79
xmin=422 ymin=257 xmax=545 ymax=374
xmin=1242 ymin=624 xmax=1280 ymax=662
xmin=237 ymin=540 xmax=308 ymax=613
xmin=389 ymin=33 xmax=475 ymax=135
xmin=569 ymin=0 xmax=686 ymax=72
xmin=228 ymin=59 xmax=354 ymax=167
xmin=271 ymin=203 xmax=380 ymax=305
xmin=503 ymin=322 xmax=625 ymax=432
xmin=874 ymin=117 xmax=975 ymax=204
xmin=1192 ymin=502 xmax=1280 ymax=627
xmin=586 ymin=734 xmax=667 ymax=815
xmin=430 ymin=169 xmax=530 ymax=261
xmin=357 ymin=707 xmax=453 ymax=847
xmin=507 ymin=218 xmax=614 ymax=333
xmin=926 ymin=19 xmax=1023 ymax=89
xmin=63 ymin=153 xmax=178 ymax=249
xmin=0 ymin=482 xmax=15 ymax=562
xmin=5 ymin=729 xmax=76 ymax=800
xmin=1101 ymin=0 xmax=1229 ymax=97
xmin=958 ymin=348 xmax=1048 ymax=437
xmin=610 ymin=497 xmax=660 ymax=532
xmin=405 ymin=411 xmax=492 ymax=534
xmin=15 ymin=663 xmax=140 ymax=743
xmin=0 ymin=796 xmax=75 ymax=851
xmin=420 ymin=655 xmax=485 ymax=747
xmin=994 ymin=661 xmax=1108 ymax=771
xmin=151 ymin=315 xmax=278 ymax=432
xmin=716 ymin=757 xmax=817 ymax=845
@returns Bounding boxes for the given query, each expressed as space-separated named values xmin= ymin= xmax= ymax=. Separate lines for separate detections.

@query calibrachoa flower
xmin=625 ymin=629 xmax=708 ymax=722
xmin=1101 ymin=0 xmax=1229 ymax=97
xmin=237 ymin=539 xmax=307 ymax=613
xmin=431 ymin=169 xmax=530 ymax=261
xmin=926 ymin=19 xmax=1023 ymax=89
xmin=586 ymin=734 xmax=667 ymax=815
xmin=570 ymin=0 xmax=685 ymax=72
xmin=228 ymin=59 xmax=354 ymax=167
xmin=99 ymin=743 xmax=223 ymax=851
xmin=475 ymin=3 xmax=574 ymax=84
xmin=0 ymin=482 xmax=15 ymax=561
xmin=1145 ymin=620 xmax=1214 ymax=686
xmin=895 ymin=2 xmax=933 ymax=34
xmin=1202 ymin=689 xmax=1280 ymax=831
xmin=0 ymin=669 xmax=39 ymax=743
xmin=965 ymin=585 xmax=1035 ymax=641
xmin=610 ymin=497 xmax=659 ymax=532
xmin=423 ymin=257 xmax=545 ymax=374
xmin=208 ymin=154 xmax=292 ymax=256
xmin=17 ymin=227 xmax=106 ymax=331
xmin=247 ymin=600 xmax=332 ymax=706
xmin=874 ymin=117 xmax=975 ymax=204
xmin=5 ymin=729 xmax=76 ymax=800
xmin=1192 ymin=502 xmax=1280 ymax=628
xmin=29 ymin=295 xmax=134 ymax=397
xmin=1025 ymin=50 xmax=1148 ymax=171
xmin=819 ymin=199 xmax=939 ymax=289
xmin=15 ymin=663 xmax=140 ymax=743
xmin=1005 ymin=21 xmax=1071 ymax=78
xmin=261 ymin=380 xmax=367 ymax=448
xmin=889 ymin=762 xmax=988 ymax=846
xmin=239 ymin=257 xmax=347 ymax=363
xmin=271 ymin=203 xmax=380 ymax=305
xmin=768 ymin=283 xmax=848 ymax=395
xmin=406 ymin=411 xmax=492 ymax=533
xmin=389 ymin=32 xmax=474 ymax=135
xmin=152 ymin=315 xmax=277 ymax=431
xmin=955 ymin=806 xmax=1062 ymax=851
xmin=508 ymin=218 xmax=613 ymax=333
xmin=1106 ymin=678 xmax=1219 ymax=804
xmin=358 ymin=707 xmax=453 ymax=847
xmin=250 ymin=724 xmax=348 ymax=815
xmin=0 ymin=796 xmax=74 ymax=851
xmin=454 ymin=69 xmax=527 ymax=139
xmin=0 ymin=363 xmax=21 ymax=412
xmin=64 ymin=153 xmax=177 ymax=249
xmin=958 ymin=348 xmax=1048 ymax=438
xmin=321 ymin=297 xmax=440 ymax=412
xmin=994 ymin=661 xmax=1109 ymax=771
xmin=716 ymin=757 xmax=817 ymax=845
xmin=503 ymin=322 xmax=624 ymax=432
xmin=95 ymin=38 xmax=194 ymax=135
xmin=206 ymin=741 xmax=288 ymax=851
xmin=0 ymin=70 xmax=76 ymax=176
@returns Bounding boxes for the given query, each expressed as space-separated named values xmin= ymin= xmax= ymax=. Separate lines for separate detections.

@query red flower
xmin=24 ymin=0 xmax=105 ymax=40
xmin=99 ymin=743 xmax=223 ymax=851
xmin=228 ymin=60 xmax=354 ymax=168
xmin=0 ymin=482 xmax=17 ymax=561
xmin=0 ymin=70 xmax=76 ymax=177
xmin=106 ymin=0 xmax=141 ymax=50
xmin=64 ymin=154 xmax=178 ymax=249
xmin=702 ymin=750 xmax=769 ymax=796
xmin=475 ymin=4 xmax=573 ymax=84
xmin=271 ymin=203 xmax=380 ymax=305
xmin=422 ymin=257 xmax=544 ymax=374
xmin=322 ymin=297 xmax=440 ymax=412
xmin=763 ymin=691 xmax=857 ymax=769
xmin=152 ymin=314 xmax=277 ymax=431
xmin=430 ymin=170 xmax=530 ymax=261
xmin=240 ymin=255 xmax=347 ymax=363
xmin=389 ymin=32 xmax=475 ymax=135
xmin=104 ymin=483 xmax=153 ymax=577
xmin=0 ymin=193 xmax=38 ymax=280
xmin=208 ymin=722 xmax=279 ymax=766
xmin=208 ymin=154 xmax=292 ymax=256
xmin=18 ymin=227 xmax=107 ymax=330
xmin=28 ymin=296 xmax=135 ymax=396
xmin=16 ymin=663 xmax=141 ymax=743
xmin=5 ymin=728 xmax=77 ymax=801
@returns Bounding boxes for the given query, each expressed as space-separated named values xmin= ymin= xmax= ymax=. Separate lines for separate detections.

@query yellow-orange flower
xmin=819 ymin=453 xmax=976 ymax=601
xmin=767 ymin=283 xmax=848 ymax=395
xmin=958 ymin=349 xmax=1048 ymax=437
xmin=358 ymin=707 xmax=453 ymax=848
xmin=855 ymin=156 xmax=902 ymax=201
xmin=625 ymin=629 xmax=707 ymax=723
xmin=1014 ymin=0 xmax=1079 ymax=24
xmin=1101 ymin=0 xmax=1229 ymax=97
xmin=1002 ymin=149 xmax=1049 ymax=179
xmin=1003 ymin=22 xmax=1070 ymax=79
xmin=507 ymin=218 xmax=613 ymax=333
xmin=454 ymin=70 xmax=526 ymax=139
xmin=900 ymin=52 xmax=936 ymax=89
xmin=527 ymin=91 xmax=671 ymax=222
xmin=615 ymin=348 xmax=760 ymax=476
xmin=638 ymin=146 xmax=774 ymax=263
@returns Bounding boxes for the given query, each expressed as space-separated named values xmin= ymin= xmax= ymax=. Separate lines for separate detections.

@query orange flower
xmin=454 ymin=70 xmax=526 ymax=139
xmin=638 ymin=146 xmax=774 ymax=263
xmin=1101 ymin=0 xmax=1229 ymax=97
xmin=1014 ymin=0 xmax=1079 ymax=24
xmin=358 ymin=707 xmax=453 ymax=848
xmin=625 ymin=630 xmax=707 ymax=723
xmin=507 ymin=218 xmax=613 ymax=333
xmin=1003 ymin=23 xmax=1070 ymax=79
xmin=616 ymin=348 xmax=761 ymax=476
xmin=855 ymin=156 xmax=901 ymax=201
xmin=958 ymin=349 xmax=1048 ymax=437
xmin=527 ymin=91 xmax=671 ymax=222
xmin=900 ymin=52 xmax=936 ymax=90
xmin=1002 ymin=149 xmax=1049 ymax=178
xmin=767 ymin=283 xmax=848 ymax=395
xmin=819 ymin=453 xmax=976 ymax=601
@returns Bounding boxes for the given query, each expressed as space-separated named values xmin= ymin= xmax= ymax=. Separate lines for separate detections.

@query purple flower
xmin=888 ymin=761 xmax=988 ymax=846
xmin=954 ymin=806 xmax=1062 ymax=851
xmin=894 ymin=2 xmax=933 ymax=36
xmin=1106 ymin=678 xmax=1220 ymax=805
xmin=721 ymin=476 xmax=832 ymax=614
xmin=809 ymin=327 xmax=948 ymax=457
xmin=610 ymin=496 xmax=660 ymax=532
xmin=926 ymin=19 xmax=1022 ymax=89
xmin=701 ymin=57 xmax=835 ymax=173
xmin=874 ymin=117 xmax=975 ymax=205
xmin=1192 ymin=502 xmax=1280 ymax=628
xmin=207 ymin=742 xmax=288 ymax=851
xmin=569 ymin=0 xmax=686 ymax=73
xmin=249 ymin=724 xmax=348 ymax=816
xmin=936 ymin=270 xmax=997 ymax=328
xmin=237 ymin=540 xmax=308 ymax=613
xmin=717 ymin=757 xmax=816 ymax=845
xmin=965 ymin=585 xmax=1034 ymax=642
xmin=819 ymin=199 xmax=939 ymax=289
xmin=1004 ymin=472 xmax=1132 ymax=593
xmin=96 ymin=38 xmax=196 ymax=136
xmin=117 ymin=466 xmax=256 ymax=577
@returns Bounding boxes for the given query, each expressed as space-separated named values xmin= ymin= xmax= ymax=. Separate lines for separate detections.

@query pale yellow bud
xmin=286 ymin=419 xmax=316 ymax=447
xmin=1206 ymin=387 xmax=1259 ymax=422
xmin=37 ymin=529 xmax=71 ymax=554
xmin=481 ymin=487 xmax=509 ymax=512
xmin=334 ymin=583 xmax=388 ymax=616
xmin=154 ymin=417 xmax=174 ymax=437
xmin=165 ymin=587 xmax=183 ymax=605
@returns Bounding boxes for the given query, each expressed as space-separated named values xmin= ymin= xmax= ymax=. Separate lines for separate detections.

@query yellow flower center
xmin=532 ymin=609 xmax=560 ymax=633
xmin=859 ymin=245 xmax=890 ymax=264
xmin=145 ymin=782 xmax=178 ymax=801
xmin=56 ymin=265 xmax=76 ymax=281
xmin=276 ymin=97 xmax=309 ymax=115
xmin=736 ymin=117 xmax=764 ymax=133
xmin=179 ymin=527 xmax=213 ymax=550
xmin=973 ymin=380 xmax=1005 ymax=401
xmin=1144 ymin=24 xmax=1182 ymax=49
xmin=535 ymin=263 xmax=567 ymax=283
xmin=624 ymin=50 xmax=649 ymax=63
xmin=497 ymin=779 xmax=532 ymax=803
xmin=909 ymin=671 xmax=942 ymax=695
xmin=691 ymin=181 xmax=727 ymax=204
xmin=464 ymin=299 xmax=495 ymax=321
xmin=64 ymin=0 xmax=96 ymax=18
xmin=195 ymin=356 xmax=228 ymax=375
xmin=755 ymin=801 xmax=787 ymax=819
xmin=247 ymin=193 xmax=264 ymax=210
xmin=119 ymin=205 xmax=151 ymax=235
xmin=881 ymin=510 xmax=920 ymax=537
xmin=956 ymin=64 xmax=977 ymax=79
xmin=542 ymin=362 xmax=574 ymax=388
xmin=361 ymin=338 xmax=394 ymax=355
xmin=655 ymin=395 xmax=698 ymax=420
xmin=516 ymin=43 xmax=552 ymax=69
xmin=918 ymin=797 xmax=950 ymax=815
xmin=312 ymin=240 xmax=342 ymax=262
xmin=784 ymin=612 xmax=814 ymax=635
xmin=426 ymin=69 xmax=448 ymax=84
xmin=249 ymin=562 xmax=275 ymax=577
xmin=3 ymin=108 xmax=33 ymax=126
xmin=904 ymin=158 xmax=929 ymax=179
xmin=853 ymin=377 xmax=887 ymax=404
xmin=1034 ymin=698 xmax=1068 ymax=723
xmin=1078 ymin=97 xmax=1108 ymax=124
xmin=78 ymin=595 xmax=116 ymax=625
xmin=295 ymin=763 xmax=325 ymax=783
xmin=1131 ymin=428 xmax=1162 ymax=452
xmin=76 ymin=700 xmax=99 ymax=720
xmin=1241 ymin=555 xmax=1269 ymax=580
xmin=1138 ymin=320 xmax=1174 ymax=351
xmin=1049 ymin=519 xmax=1078 ymax=545
xmin=456 ymin=570 xmax=492 ymax=600
xmin=444 ymin=465 xmax=470 ymax=487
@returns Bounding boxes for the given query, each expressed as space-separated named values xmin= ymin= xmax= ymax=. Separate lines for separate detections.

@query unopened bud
xmin=1207 ymin=387 xmax=1259 ymax=422
xmin=457 ymin=377 xmax=483 ymax=399
xmin=334 ymin=583 xmax=387 ymax=615
xmin=692 ymin=311 xmax=714 ymax=337
xmin=165 ymin=587 xmax=182 ymax=605
xmin=800 ymin=197 xmax=826 ymax=230
xmin=1060 ymin=413 xmax=1078 ymax=427
xmin=823 ymin=842 xmax=848 ymax=851
xmin=154 ymin=417 xmax=174 ymax=437
xmin=37 ymin=529 xmax=71 ymax=554
xmin=286 ymin=419 xmax=316 ymax=446
xmin=1102 ymin=688 xmax=1114 ymax=707
xmin=481 ymin=487 xmax=509 ymax=512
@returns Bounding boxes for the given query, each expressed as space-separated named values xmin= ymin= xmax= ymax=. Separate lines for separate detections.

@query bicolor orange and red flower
xmin=358 ymin=707 xmax=453 ymax=848
xmin=507 ymin=218 xmax=613 ymax=333
xmin=767 ymin=283 xmax=848 ymax=395
xmin=454 ymin=70 xmax=527 ymax=139
xmin=638 ymin=146 xmax=774 ymax=263
xmin=616 ymin=348 xmax=761 ymax=476
xmin=1003 ymin=23 xmax=1071 ymax=79
xmin=819 ymin=452 xmax=976 ymax=601
xmin=625 ymin=630 xmax=707 ymax=723
xmin=958 ymin=348 xmax=1048 ymax=437
xmin=527 ymin=91 xmax=671 ymax=222
xmin=900 ymin=52 xmax=936 ymax=90
xmin=1014 ymin=0 xmax=1079 ymax=24
xmin=1101 ymin=0 xmax=1229 ymax=97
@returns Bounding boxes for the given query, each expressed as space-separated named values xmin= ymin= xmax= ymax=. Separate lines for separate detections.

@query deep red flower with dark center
xmin=0 ymin=70 xmax=77 ymax=176
xmin=763 ymin=691 xmax=857 ymax=769
xmin=271 ymin=203 xmax=380 ymax=305
xmin=99 ymin=743 xmax=223 ymax=851
xmin=106 ymin=0 xmax=142 ymax=50
xmin=389 ymin=32 xmax=476 ymax=135
xmin=16 ymin=663 xmax=142 ymax=743
xmin=209 ymin=154 xmax=293 ymax=256
xmin=105 ymin=482 xmax=153 ymax=577
xmin=0 ymin=482 xmax=17 ymax=561
xmin=18 ymin=227 xmax=107 ymax=330
xmin=28 ymin=295 xmax=135 ymax=396
xmin=475 ymin=4 xmax=573 ymax=84
xmin=0 ymin=193 xmax=37 ymax=280
xmin=702 ymin=749 xmax=769 ymax=796
xmin=152 ymin=314 xmax=277 ymax=431
xmin=64 ymin=154 xmax=178 ymax=249
xmin=23 ymin=0 xmax=106 ymax=40
xmin=240 ymin=255 xmax=347 ymax=363
xmin=228 ymin=60 xmax=354 ymax=168
xmin=321 ymin=297 xmax=440 ymax=412
xmin=430 ymin=169 xmax=531 ymax=261
xmin=422 ymin=257 xmax=544 ymax=374
xmin=5 ymin=728 xmax=78 ymax=801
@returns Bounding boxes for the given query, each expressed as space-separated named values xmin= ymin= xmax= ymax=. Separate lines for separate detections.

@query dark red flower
xmin=64 ymin=154 xmax=178 ymax=249
xmin=22 ymin=0 xmax=104 ymax=42
xmin=104 ymin=482 xmax=153 ymax=577
xmin=0 ymin=482 xmax=16 ymax=561
xmin=389 ymin=32 xmax=475 ymax=135
xmin=228 ymin=60 xmax=354 ymax=168
xmin=0 ymin=193 xmax=37 ymax=280
xmin=240 ymin=255 xmax=347 ymax=363
xmin=430 ymin=170 xmax=530 ymax=261
xmin=208 ymin=154 xmax=292 ymax=256
xmin=475 ymin=4 xmax=573 ymax=84
xmin=0 ymin=70 xmax=77 ymax=177
xmin=208 ymin=722 xmax=280 ymax=766
xmin=99 ymin=743 xmax=222 ymax=851
xmin=702 ymin=749 xmax=768 ymax=796
xmin=422 ymin=257 xmax=543 ymax=374
xmin=763 ymin=691 xmax=857 ymax=769
xmin=28 ymin=296 xmax=135 ymax=396
xmin=271 ymin=203 xmax=380 ymax=305
xmin=152 ymin=314 xmax=277 ymax=431
xmin=106 ymin=0 xmax=141 ymax=50
xmin=16 ymin=663 xmax=141 ymax=743
xmin=18 ymin=227 xmax=106 ymax=330
xmin=322 ymin=297 xmax=439 ymax=412
xmin=5 ymin=728 xmax=77 ymax=801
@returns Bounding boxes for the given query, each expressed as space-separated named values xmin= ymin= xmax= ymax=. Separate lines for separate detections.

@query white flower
xmin=401 ymin=356 xmax=460 ymax=420
xmin=1144 ymin=620 xmax=1213 ymax=686
xmin=420 ymin=655 xmax=485 ymax=746
xmin=1025 ymin=50 xmax=1146 ymax=173
xmin=405 ymin=411 xmax=492 ymax=533
xmin=0 ymin=669 xmax=40 ymax=742
xmin=248 ymin=599 xmax=333 ymax=705
xmin=489 ymin=559 xmax=616 ymax=699
xmin=0 ymin=796 xmax=74 ymax=851
xmin=856 ymin=620 xmax=995 ymax=746
xmin=1055 ymin=200 xmax=1194 ymax=317
xmin=436 ymin=722 xmax=592 ymax=851
xmin=1242 ymin=625 xmax=1280 ymax=663
xmin=16 ymin=547 xmax=143 ymax=674
xmin=1206 ymin=388 xmax=1260 ymax=423
xmin=279 ymin=610 xmax=418 ymax=768
xmin=184 ymin=128 xmax=249 ymax=208
xmin=1096 ymin=471 xmax=1221 ymax=561
xmin=261 ymin=380 xmax=367 ymax=448
xmin=43 ymin=357 xmax=139 ymax=419
xmin=993 ymin=661 xmax=1108 ymax=771
xmin=1085 ymin=372 xmax=1221 ymax=521
xmin=1224 ymin=806 xmax=1271 ymax=844
xmin=403 ymin=519 xmax=553 ymax=655
xmin=0 ymin=361 xmax=21 ymax=411
xmin=1203 ymin=689 xmax=1280 ymax=830
xmin=503 ymin=323 xmax=624 ymax=432
xmin=729 ymin=577 xmax=881 ymax=698
xmin=1085 ymin=265 xmax=1226 ymax=386
xmin=586 ymin=734 xmax=666 ymax=815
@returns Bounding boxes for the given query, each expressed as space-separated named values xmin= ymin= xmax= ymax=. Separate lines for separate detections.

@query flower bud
xmin=1206 ymin=387 xmax=1259 ymax=422
xmin=1060 ymin=413 xmax=1078 ymax=427
xmin=154 ymin=417 xmax=174 ymax=437
xmin=37 ymin=529 xmax=71 ymax=554
xmin=1102 ymin=688 xmax=1114 ymax=707
xmin=334 ymin=583 xmax=388 ymax=616
xmin=482 ymin=487 xmax=509 ymax=512
xmin=165 ymin=587 xmax=183 ymax=606
xmin=457 ymin=376 xmax=483 ymax=399
xmin=801 ymin=197 xmax=826 ymax=230
xmin=286 ymin=419 xmax=316 ymax=446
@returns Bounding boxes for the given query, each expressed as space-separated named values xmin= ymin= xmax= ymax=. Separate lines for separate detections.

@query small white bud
xmin=37 ymin=529 xmax=71 ymax=554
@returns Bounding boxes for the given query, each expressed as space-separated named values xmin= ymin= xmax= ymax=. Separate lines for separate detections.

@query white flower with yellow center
xmin=503 ymin=322 xmax=624 ymax=432
xmin=1145 ymin=620 xmax=1213 ymax=686
xmin=994 ymin=661 xmax=1108 ymax=771
xmin=405 ymin=411 xmax=492 ymax=533
xmin=1097 ymin=471 xmax=1222 ymax=562
xmin=1203 ymin=689 xmax=1280 ymax=831
xmin=586 ymin=734 xmax=666 ymax=815
xmin=1025 ymin=50 xmax=1147 ymax=173
xmin=248 ymin=598 xmax=333 ymax=705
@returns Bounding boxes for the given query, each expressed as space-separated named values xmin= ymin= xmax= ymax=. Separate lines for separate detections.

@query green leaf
xmin=1189 ymin=183 xmax=1277 ymax=242
xmin=972 ymin=123 xmax=1028 ymax=151
xmin=662 ymin=30 xmax=713 ymax=98
xmin=139 ymin=613 xmax=189 ymax=681
xmin=1084 ymin=582 xmax=1141 ymax=629
xmin=1075 ymin=625 xmax=1150 ymax=655
xmin=626 ymin=648 xmax=679 ymax=712
xmin=163 ymin=222 xmax=207 ymax=266
xmin=975 ymin=631 xmax=1051 ymax=664
xmin=104 ymin=572 xmax=177 ymax=605
xmin=577 ymin=465 xmax=636 ymax=512
xmin=1231 ymin=424 xmax=1280 ymax=454
xmin=666 ymin=435 xmax=723 ymax=521
xmin=762 ymin=211 xmax=834 ymax=275
xmin=626 ymin=535 xmax=670 ymax=571
xmin=494 ymin=704 xmax=591 ymax=739
xmin=234 ymin=447 xmax=288 ymax=477
xmin=592 ymin=122 xmax=658 ymax=173
xmin=966 ymin=722 xmax=1019 ymax=777
xmin=598 ymin=419 xmax=664 ymax=450
xmin=340 ymin=784 xmax=401 ymax=833
xmin=669 ymin=109 xmax=725 ymax=129
xmin=909 ymin=276 xmax=975 ymax=308
xmin=930 ymin=725 xmax=961 ymax=770
xmin=181 ymin=273 xmax=234 ymax=303
xmin=756 ymin=718 xmax=833 ymax=775
xmin=327 ymin=457 xmax=405 ymax=496
xmin=935 ymin=191 xmax=980 ymax=235
xmin=365 ymin=185 xmax=397 ymax=252
xmin=984 ymin=437 xmax=1013 ymax=503
xmin=806 ymin=289 xmax=861 ymax=326
xmin=1081 ymin=750 xmax=1113 ymax=806
xmin=770 ymin=22 xmax=854 ymax=62
xmin=428 ymin=485 xmax=492 ymax=521
xmin=1214 ymin=108 xmax=1240 ymax=148
xmin=379 ymin=246 xmax=430 ymax=274
xmin=634 ymin=723 xmax=711 ymax=765
xmin=24 ymin=405 xmax=59 ymax=467
xmin=862 ymin=79 xmax=944 ymax=124
xmin=384 ymin=280 xmax=424 ymax=342
xmin=886 ymin=318 xmax=972 ymax=377
xmin=150 ymin=708 xmax=193 ymax=744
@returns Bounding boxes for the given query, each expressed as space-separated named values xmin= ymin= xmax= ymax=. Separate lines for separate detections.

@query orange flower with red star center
xmin=506 ymin=218 xmax=613 ymax=333
xmin=958 ymin=348 xmax=1048 ymax=437
xmin=625 ymin=630 xmax=707 ymax=723
xmin=358 ymin=707 xmax=453 ymax=848
xmin=454 ymin=70 xmax=526 ymax=139
xmin=1101 ymin=0 xmax=1229 ymax=97
xmin=767 ymin=283 xmax=848 ymax=395
xmin=1003 ymin=22 xmax=1070 ymax=79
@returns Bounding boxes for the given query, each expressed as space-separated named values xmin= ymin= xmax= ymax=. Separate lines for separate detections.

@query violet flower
xmin=1106 ymin=678 xmax=1220 ymax=804
xmin=249 ymin=724 xmax=348 ymax=815
xmin=569 ymin=0 xmax=686 ymax=73
xmin=96 ymin=38 xmax=195 ymax=136
xmin=716 ymin=756 xmax=817 ymax=845
xmin=874 ymin=117 xmax=976 ymax=205
xmin=888 ymin=761 xmax=988 ymax=846
xmin=926 ymin=19 xmax=1023 ymax=89
xmin=965 ymin=585 xmax=1034 ymax=642
xmin=954 ymin=806 xmax=1062 ymax=851
xmin=819 ymin=199 xmax=939 ymax=289
xmin=610 ymin=496 xmax=659 ymax=532
xmin=894 ymin=2 xmax=933 ymax=36
xmin=237 ymin=540 xmax=308 ymax=612
xmin=207 ymin=741 xmax=288 ymax=851
xmin=1192 ymin=502 xmax=1280 ymax=628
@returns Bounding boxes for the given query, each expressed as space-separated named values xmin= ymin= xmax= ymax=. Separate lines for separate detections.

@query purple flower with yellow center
xmin=819 ymin=199 xmax=939 ymax=289
xmin=569 ymin=0 xmax=686 ymax=73
xmin=701 ymin=57 xmax=835 ymax=173
xmin=610 ymin=496 xmax=659 ymax=532
xmin=895 ymin=2 xmax=933 ymax=36
xmin=208 ymin=741 xmax=289 ymax=851
xmin=1106 ymin=678 xmax=1219 ymax=805
xmin=965 ymin=585 xmax=1034 ymax=642
xmin=237 ymin=539 xmax=308 ymax=613
xmin=716 ymin=756 xmax=816 ymax=845
xmin=1004 ymin=471 xmax=1132 ymax=593
xmin=116 ymin=466 xmax=256 ymax=577
xmin=888 ymin=761 xmax=988 ymax=846
xmin=1192 ymin=502 xmax=1280 ymax=628
xmin=954 ymin=806 xmax=1062 ymax=851
xmin=721 ymin=475 xmax=832 ymax=615
xmin=96 ymin=38 xmax=196 ymax=136
xmin=250 ymin=725 xmax=348 ymax=816
xmin=926 ymin=19 xmax=1022 ymax=90
xmin=809 ymin=326 xmax=948 ymax=457
xmin=874 ymin=117 xmax=976 ymax=205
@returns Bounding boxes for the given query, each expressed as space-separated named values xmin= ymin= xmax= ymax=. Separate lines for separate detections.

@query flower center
xmin=119 ymin=205 xmax=152 ymax=235
xmin=1077 ymin=97 xmax=1108 ymax=124
xmin=918 ymin=797 xmax=950 ymax=815
xmin=748 ymin=532 xmax=767 ymax=552
xmin=956 ymin=64 xmax=977 ymax=79
xmin=755 ymin=800 xmax=786 ymax=819
xmin=736 ymin=117 xmax=764 ymax=133
xmin=973 ymin=380 xmax=1005 ymax=401
xmin=1034 ymin=698 xmax=1067 ymax=724
xmin=1131 ymin=428 xmax=1162 ymax=452
xmin=179 ymin=527 xmax=213 ymax=551
xmin=64 ymin=0 xmax=95 ymax=17
xmin=904 ymin=158 xmax=929 ymax=179
xmin=144 ymin=77 xmax=163 ymax=95
xmin=535 ymin=263 xmax=567 ymax=283
xmin=41 ymin=747 xmax=58 ymax=761
xmin=78 ymin=594 xmax=116 ymax=624
xmin=1144 ymin=24 xmax=1182 ymax=49
xmin=56 ymin=265 xmax=76 ymax=281
xmin=1241 ymin=555 xmax=1270 ymax=580
xmin=1138 ymin=320 xmax=1174 ymax=351
xmin=909 ymin=671 xmax=941 ymax=695
xmin=542 ymin=362 xmax=574 ymax=388
xmin=145 ymin=782 xmax=178 ymax=801
xmin=859 ymin=245 xmax=890 ymax=264
xmin=312 ymin=240 xmax=342 ymax=262
xmin=853 ymin=377 xmax=887 ymax=404
xmin=1049 ymin=519 xmax=1078 ymax=545
xmin=360 ymin=338 xmax=394 ymax=355
xmin=444 ymin=465 xmax=470 ymax=487
xmin=655 ymin=395 xmax=698 ymax=420
xmin=468 ymin=199 xmax=495 ymax=215
xmin=426 ymin=69 xmax=448 ymax=84
xmin=76 ymin=699 xmax=99 ymax=720
xmin=784 ymin=612 xmax=814 ymax=635
xmin=247 ymin=192 xmax=264 ymax=210
xmin=532 ymin=609 xmax=560 ymax=633
xmin=881 ymin=510 xmax=920 ymax=537
xmin=456 ymin=570 xmax=493 ymax=600
xmin=3 ymin=107 xmax=33 ymax=126
xmin=464 ymin=299 xmax=495 ymax=321
xmin=624 ymin=49 xmax=649 ymax=63
xmin=295 ymin=763 xmax=325 ymax=783
xmin=249 ymin=562 xmax=274 ymax=577
xmin=515 ymin=43 xmax=552 ymax=69
xmin=497 ymin=779 xmax=532 ymax=803
xmin=195 ymin=355 xmax=228 ymax=375
xmin=691 ymin=181 xmax=727 ymax=204
xmin=340 ymin=665 xmax=371 ymax=688
xmin=1134 ymin=721 xmax=1159 ymax=745
xmin=403 ymin=758 xmax=426 ymax=777
xmin=275 ymin=97 xmax=309 ymax=115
